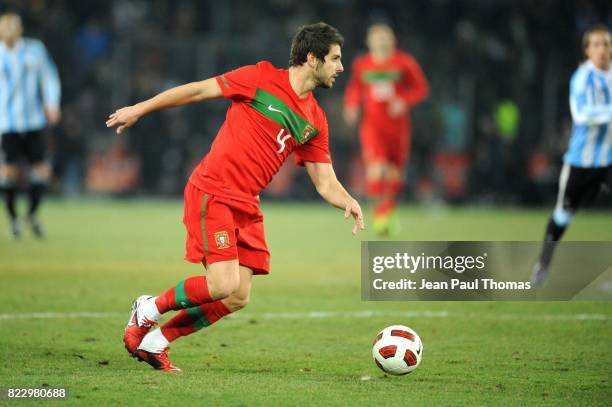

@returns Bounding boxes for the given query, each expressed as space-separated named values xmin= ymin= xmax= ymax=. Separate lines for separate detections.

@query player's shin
xmin=28 ymin=172 xmax=47 ymax=217
xmin=152 ymin=301 xmax=232 ymax=345
xmin=366 ymin=179 xmax=384 ymax=198
xmin=2 ymin=177 xmax=18 ymax=220
xmin=532 ymin=211 xmax=573 ymax=284
xmin=546 ymin=209 xmax=572 ymax=241
xmin=154 ymin=275 xmax=213 ymax=314
xmin=386 ymin=179 xmax=403 ymax=203
xmin=538 ymin=215 xmax=569 ymax=268
xmin=378 ymin=180 xmax=402 ymax=213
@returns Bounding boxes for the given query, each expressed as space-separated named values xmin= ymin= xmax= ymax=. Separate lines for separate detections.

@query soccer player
xmin=343 ymin=24 xmax=428 ymax=236
xmin=0 ymin=13 xmax=61 ymax=239
xmin=532 ymin=25 xmax=612 ymax=284
xmin=106 ymin=23 xmax=364 ymax=372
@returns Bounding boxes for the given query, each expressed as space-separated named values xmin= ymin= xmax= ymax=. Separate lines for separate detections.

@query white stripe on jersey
xmin=11 ymin=48 xmax=26 ymax=131
xmin=581 ymin=125 xmax=599 ymax=167
xmin=600 ymin=125 xmax=612 ymax=167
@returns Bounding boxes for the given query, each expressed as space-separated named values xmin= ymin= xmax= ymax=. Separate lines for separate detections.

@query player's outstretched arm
xmin=570 ymin=95 xmax=612 ymax=125
xmin=305 ymin=161 xmax=365 ymax=235
xmin=106 ymin=78 xmax=223 ymax=134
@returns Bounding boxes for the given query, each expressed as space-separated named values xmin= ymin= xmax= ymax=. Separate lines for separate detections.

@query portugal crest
xmin=301 ymin=124 xmax=315 ymax=142
xmin=214 ymin=230 xmax=230 ymax=249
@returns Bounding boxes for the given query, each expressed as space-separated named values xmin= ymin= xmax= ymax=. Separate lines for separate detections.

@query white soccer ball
xmin=372 ymin=325 xmax=423 ymax=375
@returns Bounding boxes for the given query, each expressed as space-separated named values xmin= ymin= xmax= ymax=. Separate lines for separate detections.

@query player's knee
xmin=206 ymin=260 xmax=241 ymax=299
xmin=553 ymin=207 xmax=574 ymax=227
xmin=1 ymin=165 xmax=18 ymax=182
xmin=30 ymin=165 xmax=50 ymax=185
xmin=366 ymin=164 xmax=385 ymax=180
xmin=225 ymin=291 xmax=250 ymax=312
xmin=215 ymin=280 xmax=240 ymax=300
xmin=209 ymin=272 xmax=240 ymax=299
xmin=386 ymin=166 xmax=402 ymax=181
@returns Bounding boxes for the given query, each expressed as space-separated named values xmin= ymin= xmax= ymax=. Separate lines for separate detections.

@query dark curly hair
xmin=289 ymin=22 xmax=344 ymax=67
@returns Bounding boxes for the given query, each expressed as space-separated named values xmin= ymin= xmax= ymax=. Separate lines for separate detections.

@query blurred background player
xmin=0 ymin=12 xmax=61 ymax=239
xmin=532 ymin=25 xmax=612 ymax=284
xmin=343 ymin=23 xmax=428 ymax=236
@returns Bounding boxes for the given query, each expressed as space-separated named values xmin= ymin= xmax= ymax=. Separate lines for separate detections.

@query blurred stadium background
xmin=2 ymin=0 xmax=611 ymax=207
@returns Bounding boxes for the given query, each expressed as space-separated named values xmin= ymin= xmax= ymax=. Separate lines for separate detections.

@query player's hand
xmin=44 ymin=105 xmax=61 ymax=126
xmin=387 ymin=98 xmax=407 ymax=118
xmin=106 ymin=105 xmax=142 ymax=134
xmin=344 ymin=198 xmax=365 ymax=235
xmin=343 ymin=106 xmax=359 ymax=127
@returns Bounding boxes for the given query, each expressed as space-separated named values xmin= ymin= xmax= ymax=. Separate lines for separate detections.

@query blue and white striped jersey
xmin=0 ymin=37 xmax=61 ymax=134
xmin=566 ymin=60 xmax=612 ymax=168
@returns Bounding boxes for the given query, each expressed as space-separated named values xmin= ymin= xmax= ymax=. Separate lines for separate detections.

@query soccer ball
xmin=372 ymin=325 xmax=423 ymax=375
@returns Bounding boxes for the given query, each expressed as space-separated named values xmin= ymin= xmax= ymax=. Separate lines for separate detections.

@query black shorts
xmin=1 ymin=131 xmax=46 ymax=164
xmin=555 ymin=164 xmax=612 ymax=211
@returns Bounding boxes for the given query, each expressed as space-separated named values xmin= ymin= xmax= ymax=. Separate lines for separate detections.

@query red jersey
xmin=344 ymin=50 xmax=428 ymax=133
xmin=189 ymin=61 xmax=332 ymax=204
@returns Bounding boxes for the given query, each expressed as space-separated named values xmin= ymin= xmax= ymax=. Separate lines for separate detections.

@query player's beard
xmin=313 ymin=64 xmax=334 ymax=89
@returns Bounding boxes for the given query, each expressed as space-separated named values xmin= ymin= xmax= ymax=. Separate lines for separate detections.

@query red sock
xmin=160 ymin=301 xmax=232 ymax=342
xmin=374 ymin=200 xmax=394 ymax=217
xmin=374 ymin=180 xmax=403 ymax=217
xmin=155 ymin=276 xmax=212 ymax=314
xmin=366 ymin=179 xmax=384 ymax=198
xmin=386 ymin=179 xmax=403 ymax=197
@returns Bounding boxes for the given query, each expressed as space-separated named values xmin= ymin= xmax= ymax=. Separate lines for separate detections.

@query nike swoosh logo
xmin=268 ymin=105 xmax=285 ymax=115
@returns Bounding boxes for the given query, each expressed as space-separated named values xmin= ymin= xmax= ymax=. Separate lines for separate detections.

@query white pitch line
xmin=235 ymin=310 xmax=450 ymax=320
xmin=0 ymin=310 xmax=609 ymax=321
xmin=0 ymin=312 xmax=121 ymax=320
xmin=480 ymin=312 xmax=610 ymax=321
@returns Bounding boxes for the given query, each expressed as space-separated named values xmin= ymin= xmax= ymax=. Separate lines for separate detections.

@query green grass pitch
xmin=0 ymin=200 xmax=610 ymax=405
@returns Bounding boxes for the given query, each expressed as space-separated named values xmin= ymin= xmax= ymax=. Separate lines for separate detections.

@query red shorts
xmin=183 ymin=182 xmax=270 ymax=275
xmin=360 ymin=123 xmax=410 ymax=168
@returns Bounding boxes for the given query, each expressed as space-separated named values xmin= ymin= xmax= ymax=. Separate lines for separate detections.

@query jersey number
xmin=371 ymin=82 xmax=396 ymax=102
xmin=276 ymin=128 xmax=292 ymax=154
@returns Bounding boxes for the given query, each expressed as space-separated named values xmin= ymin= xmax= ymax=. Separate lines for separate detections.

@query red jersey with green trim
xmin=344 ymin=50 xmax=428 ymax=134
xmin=189 ymin=61 xmax=332 ymax=204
